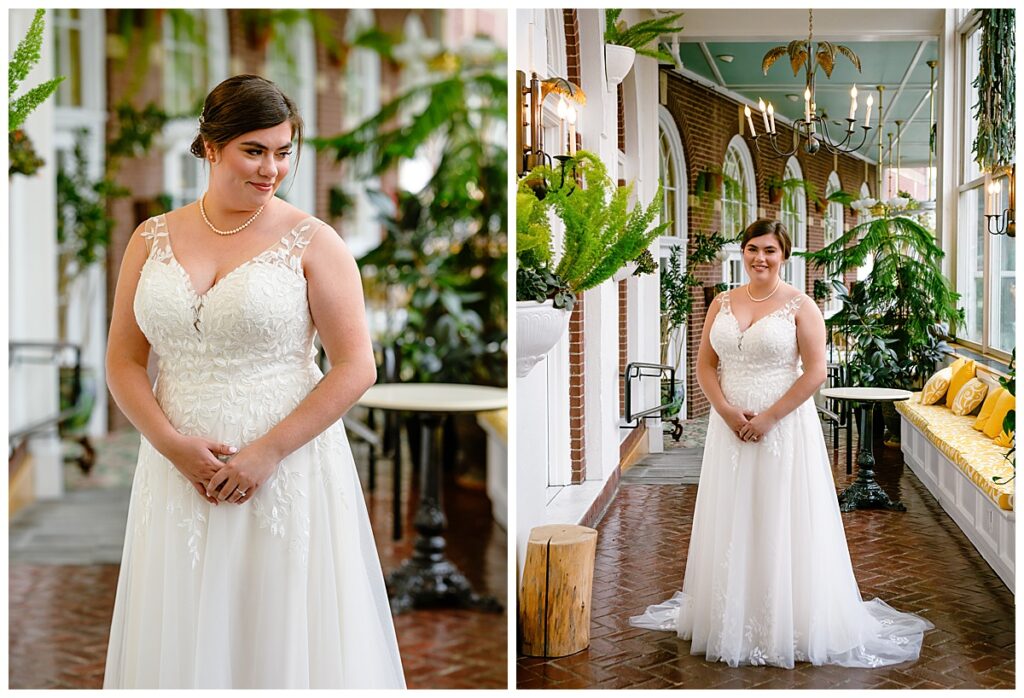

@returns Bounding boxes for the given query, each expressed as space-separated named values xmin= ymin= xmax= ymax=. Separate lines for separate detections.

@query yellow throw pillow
xmin=946 ymin=359 xmax=977 ymax=408
xmin=974 ymin=386 xmax=1006 ymax=430
xmin=993 ymin=430 xmax=1015 ymax=448
xmin=983 ymin=390 xmax=1016 ymax=439
xmin=951 ymin=377 xmax=988 ymax=415
xmin=921 ymin=367 xmax=953 ymax=405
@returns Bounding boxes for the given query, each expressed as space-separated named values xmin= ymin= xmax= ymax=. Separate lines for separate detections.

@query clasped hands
xmin=723 ymin=405 xmax=777 ymax=443
xmin=163 ymin=434 xmax=279 ymax=506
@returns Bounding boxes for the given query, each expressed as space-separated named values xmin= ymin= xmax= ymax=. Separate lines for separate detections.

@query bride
xmin=630 ymin=219 xmax=932 ymax=668
xmin=103 ymin=75 xmax=405 ymax=688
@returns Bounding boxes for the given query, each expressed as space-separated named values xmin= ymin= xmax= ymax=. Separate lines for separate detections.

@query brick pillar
xmin=563 ymin=10 xmax=580 ymax=86
xmin=568 ymin=295 xmax=586 ymax=483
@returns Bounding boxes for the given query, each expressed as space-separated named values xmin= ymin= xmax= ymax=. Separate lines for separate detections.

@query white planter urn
xmin=605 ymin=44 xmax=636 ymax=87
xmin=516 ymin=299 xmax=571 ymax=378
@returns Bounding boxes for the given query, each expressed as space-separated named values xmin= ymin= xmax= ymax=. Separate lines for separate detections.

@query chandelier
xmin=745 ymin=9 xmax=872 ymax=157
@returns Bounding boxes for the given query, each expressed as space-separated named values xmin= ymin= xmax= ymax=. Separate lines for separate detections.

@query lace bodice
xmin=134 ymin=213 xmax=326 ymax=445
xmin=709 ymin=290 xmax=805 ymax=414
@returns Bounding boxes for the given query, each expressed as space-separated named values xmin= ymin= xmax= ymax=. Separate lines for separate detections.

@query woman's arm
xmin=738 ymin=296 xmax=827 ymax=441
xmin=696 ymin=294 xmax=751 ymax=436
xmin=106 ymin=224 xmax=230 ymax=503
xmin=208 ymin=224 xmax=376 ymax=501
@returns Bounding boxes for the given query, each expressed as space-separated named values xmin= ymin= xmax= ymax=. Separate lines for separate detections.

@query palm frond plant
xmin=604 ymin=9 xmax=684 ymax=62
xmin=802 ymin=198 xmax=962 ymax=392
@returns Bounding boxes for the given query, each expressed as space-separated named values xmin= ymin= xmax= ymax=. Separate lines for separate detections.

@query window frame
xmin=720 ymin=135 xmax=757 ymax=289
xmin=780 ymin=157 xmax=807 ymax=294
xmin=953 ymin=10 xmax=1011 ymax=361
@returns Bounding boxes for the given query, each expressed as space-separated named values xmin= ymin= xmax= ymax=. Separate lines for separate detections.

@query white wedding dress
xmin=629 ymin=291 xmax=932 ymax=668
xmin=104 ymin=214 xmax=406 ymax=688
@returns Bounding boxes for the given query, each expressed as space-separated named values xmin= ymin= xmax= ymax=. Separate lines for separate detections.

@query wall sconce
xmin=985 ymin=164 xmax=1016 ymax=237
xmin=516 ymin=70 xmax=585 ymax=177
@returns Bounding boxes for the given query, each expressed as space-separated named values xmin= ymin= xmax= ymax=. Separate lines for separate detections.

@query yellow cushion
xmin=950 ymin=377 xmax=988 ymax=415
xmin=946 ymin=359 xmax=977 ymax=408
xmin=983 ymin=390 xmax=1016 ymax=439
xmin=896 ymin=394 xmax=1015 ymax=510
xmin=993 ymin=430 xmax=1014 ymax=448
xmin=921 ymin=367 xmax=953 ymax=404
xmin=974 ymin=386 xmax=1007 ymax=430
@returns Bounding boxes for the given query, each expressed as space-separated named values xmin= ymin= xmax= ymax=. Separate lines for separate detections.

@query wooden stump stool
xmin=519 ymin=524 xmax=598 ymax=657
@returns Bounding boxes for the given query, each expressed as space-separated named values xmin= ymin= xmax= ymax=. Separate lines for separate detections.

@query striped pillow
xmin=951 ymin=378 xmax=988 ymax=415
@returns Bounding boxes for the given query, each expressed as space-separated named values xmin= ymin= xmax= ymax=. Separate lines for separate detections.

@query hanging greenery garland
xmin=972 ymin=9 xmax=1015 ymax=172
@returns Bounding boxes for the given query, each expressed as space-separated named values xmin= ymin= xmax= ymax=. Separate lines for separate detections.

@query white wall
xmin=9 ymin=9 xmax=63 ymax=498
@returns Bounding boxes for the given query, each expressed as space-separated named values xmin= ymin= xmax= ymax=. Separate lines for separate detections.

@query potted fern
xmin=516 ymin=151 xmax=668 ymax=377
xmin=604 ymin=9 xmax=684 ymax=85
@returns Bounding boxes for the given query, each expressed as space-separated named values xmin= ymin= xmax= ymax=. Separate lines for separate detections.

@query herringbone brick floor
xmin=517 ymin=423 xmax=1015 ymax=689
xmin=10 ymin=429 xmax=507 ymax=689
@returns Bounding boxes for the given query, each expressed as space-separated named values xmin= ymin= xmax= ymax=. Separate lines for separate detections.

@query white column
xmin=9 ymin=9 xmax=62 ymax=499
xmin=936 ymin=9 xmax=957 ymax=280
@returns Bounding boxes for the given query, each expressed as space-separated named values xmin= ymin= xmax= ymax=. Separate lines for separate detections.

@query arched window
xmin=856 ymin=181 xmax=874 ymax=280
xmin=823 ymin=171 xmax=844 ymax=315
xmin=780 ymin=157 xmax=807 ymax=292
xmin=266 ymin=16 xmax=317 ymax=215
xmin=162 ymin=9 xmax=229 ymax=210
xmin=657 ymin=107 xmax=686 ymax=241
xmin=721 ymin=135 xmax=757 ymax=288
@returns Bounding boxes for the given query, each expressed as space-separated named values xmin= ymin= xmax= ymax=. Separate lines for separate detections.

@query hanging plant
xmin=972 ymin=9 xmax=1016 ymax=172
xmin=9 ymin=9 xmax=64 ymax=133
xmin=604 ymin=9 xmax=684 ymax=62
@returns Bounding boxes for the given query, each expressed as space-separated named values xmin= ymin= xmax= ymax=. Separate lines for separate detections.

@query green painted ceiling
xmin=671 ymin=40 xmax=939 ymax=166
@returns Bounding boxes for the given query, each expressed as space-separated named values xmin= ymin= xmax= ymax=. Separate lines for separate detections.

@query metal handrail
xmin=623 ymin=361 xmax=677 ymax=426
xmin=8 ymin=341 xmax=83 ymax=449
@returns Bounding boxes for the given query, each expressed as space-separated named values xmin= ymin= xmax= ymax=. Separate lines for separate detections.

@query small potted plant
xmin=516 ymin=151 xmax=668 ymax=377
xmin=603 ymin=9 xmax=684 ymax=85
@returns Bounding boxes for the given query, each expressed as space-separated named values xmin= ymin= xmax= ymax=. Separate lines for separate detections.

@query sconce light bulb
xmin=566 ymin=105 xmax=577 ymax=125
xmin=557 ymin=96 xmax=567 ymax=119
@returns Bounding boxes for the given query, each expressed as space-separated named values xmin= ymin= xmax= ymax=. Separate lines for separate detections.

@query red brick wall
xmin=568 ymin=296 xmax=586 ymax=483
xmin=563 ymin=9 xmax=586 ymax=483
xmin=661 ymin=69 xmax=875 ymax=418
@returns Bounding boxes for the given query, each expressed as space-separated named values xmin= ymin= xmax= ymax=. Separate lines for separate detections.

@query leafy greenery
xmin=972 ymin=9 xmax=1015 ymax=172
xmin=604 ymin=9 xmax=684 ymax=62
xmin=660 ymin=231 xmax=733 ymax=367
xmin=9 ymin=9 xmax=65 ymax=132
xmin=9 ymin=129 xmax=44 ymax=176
xmin=56 ymin=130 xmax=130 ymax=342
xmin=517 ymin=265 xmax=575 ymax=312
xmin=313 ymin=37 xmax=507 ymax=387
xmin=995 ymin=349 xmax=1015 ymax=480
xmin=802 ymin=206 xmax=962 ymax=389
xmin=520 ymin=151 xmax=668 ymax=296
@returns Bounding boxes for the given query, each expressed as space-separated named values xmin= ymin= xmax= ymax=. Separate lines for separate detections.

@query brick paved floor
xmin=518 ymin=421 xmax=1015 ymax=689
xmin=10 ymin=425 xmax=507 ymax=689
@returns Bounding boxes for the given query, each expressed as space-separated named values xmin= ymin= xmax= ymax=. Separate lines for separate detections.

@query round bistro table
xmin=358 ymin=383 xmax=507 ymax=613
xmin=820 ymin=387 xmax=913 ymax=512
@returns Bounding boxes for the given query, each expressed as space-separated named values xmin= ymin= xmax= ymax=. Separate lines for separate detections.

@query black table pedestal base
xmin=386 ymin=413 xmax=502 ymax=614
xmin=838 ymin=403 xmax=905 ymax=512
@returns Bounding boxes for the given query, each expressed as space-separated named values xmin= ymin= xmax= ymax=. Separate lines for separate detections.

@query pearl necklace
xmin=745 ymin=277 xmax=782 ymax=302
xmin=199 ymin=193 xmax=265 ymax=236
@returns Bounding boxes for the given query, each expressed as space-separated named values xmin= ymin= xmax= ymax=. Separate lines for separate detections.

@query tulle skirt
xmin=104 ymin=422 xmax=406 ymax=688
xmin=629 ymin=400 xmax=932 ymax=668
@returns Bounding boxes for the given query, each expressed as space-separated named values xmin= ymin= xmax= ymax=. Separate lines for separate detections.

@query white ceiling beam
xmin=698 ymin=42 xmax=727 ymax=87
xmin=670 ymin=9 xmax=943 ymax=43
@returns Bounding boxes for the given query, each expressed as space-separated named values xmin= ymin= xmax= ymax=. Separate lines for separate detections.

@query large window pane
xmin=956 ymin=186 xmax=984 ymax=343
xmin=990 ymin=217 xmax=1015 ymax=353
xmin=963 ymin=27 xmax=983 ymax=183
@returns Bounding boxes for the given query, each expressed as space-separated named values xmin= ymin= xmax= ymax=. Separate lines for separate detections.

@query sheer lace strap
xmin=276 ymin=216 xmax=324 ymax=259
xmin=140 ymin=214 xmax=172 ymax=261
xmin=717 ymin=289 xmax=732 ymax=314
xmin=780 ymin=293 xmax=805 ymax=321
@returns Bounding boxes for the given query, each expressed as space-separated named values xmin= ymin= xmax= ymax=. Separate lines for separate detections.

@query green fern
xmin=542 ymin=151 xmax=668 ymax=293
xmin=9 ymin=9 xmax=64 ymax=132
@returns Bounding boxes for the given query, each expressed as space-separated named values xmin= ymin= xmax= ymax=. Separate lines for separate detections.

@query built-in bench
xmin=897 ymin=392 xmax=1014 ymax=592
xmin=479 ymin=408 xmax=507 ymax=529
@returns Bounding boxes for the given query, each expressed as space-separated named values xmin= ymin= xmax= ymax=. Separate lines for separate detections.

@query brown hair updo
xmin=190 ymin=74 xmax=303 ymax=170
xmin=740 ymin=219 xmax=792 ymax=259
